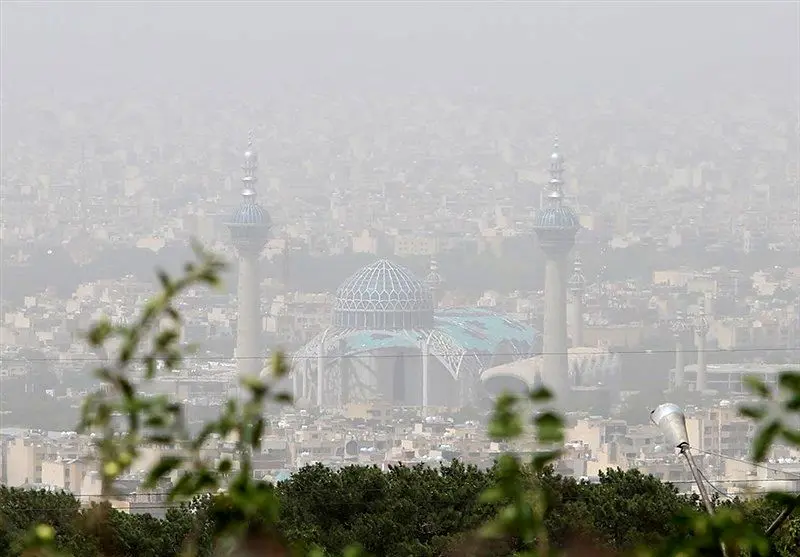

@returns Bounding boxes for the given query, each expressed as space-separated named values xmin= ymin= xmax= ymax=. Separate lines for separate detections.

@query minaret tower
xmin=533 ymin=137 xmax=580 ymax=402
xmin=226 ymin=133 xmax=271 ymax=376
xmin=568 ymin=252 xmax=586 ymax=347
xmin=670 ymin=310 xmax=688 ymax=389
xmin=693 ymin=308 xmax=709 ymax=392
xmin=425 ymin=257 xmax=444 ymax=309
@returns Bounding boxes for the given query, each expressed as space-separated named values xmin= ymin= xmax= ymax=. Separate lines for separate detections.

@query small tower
xmin=693 ymin=308 xmax=710 ymax=392
xmin=425 ymin=257 xmax=444 ymax=309
xmin=226 ymin=132 xmax=271 ymax=376
xmin=568 ymin=252 xmax=586 ymax=347
xmin=670 ymin=310 xmax=689 ymax=389
xmin=533 ymin=137 xmax=580 ymax=403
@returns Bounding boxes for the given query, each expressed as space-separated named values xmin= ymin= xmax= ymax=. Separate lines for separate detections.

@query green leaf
xmin=744 ymin=375 xmax=771 ymax=399
xmin=143 ymin=355 xmax=157 ymax=379
xmin=95 ymin=366 xmax=113 ymax=381
xmin=479 ymin=486 xmax=505 ymax=504
xmin=528 ymin=386 xmax=553 ymax=402
xmin=168 ymin=472 xmax=196 ymax=500
xmin=781 ymin=428 xmax=800 ymax=446
xmin=488 ymin=393 xmax=523 ymax=440
xmin=146 ymin=434 xmax=174 ymax=445
xmin=752 ymin=420 xmax=781 ymax=462
xmin=532 ymin=450 xmax=561 ymax=471
xmin=146 ymin=456 xmax=183 ymax=486
xmin=739 ymin=405 xmax=765 ymax=420
xmin=155 ymin=328 xmax=179 ymax=350
xmin=217 ymin=458 xmax=233 ymax=474
xmin=191 ymin=423 xmax=218 ymax=451
xmin=488 ymin=416 xmax=522 ymax=440
xmin=87 ymin=321 xmax=112 ymax=347
xmin=119 ymin=340 xmax=135 ymax=364
xmin=117 ymin=377 xmax=135 ymax=399
xmin=156 ymin=269 xmax=171 ymax=289
xmin=534 ymin=411 xmax=564 ymax=444
xmin=274 ymin=392 xmax=293 ymax=404
xmin=778 ymin=371 xmax=800 ymax=393
xmin=164 ymin=350 xmax=182 ymax=370
xmin=240 ymin=375 xmax=268 ymax=399
xmin=271 ymin=351 xmax=290 ymax=377
xmin=250 ymin=418 xmax=265 ymax=448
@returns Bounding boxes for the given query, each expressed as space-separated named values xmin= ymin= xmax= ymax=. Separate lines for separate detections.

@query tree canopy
xmin=4 ymin=464 xmax=798 ymax=557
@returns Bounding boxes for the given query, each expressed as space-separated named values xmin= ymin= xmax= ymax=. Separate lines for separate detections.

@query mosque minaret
xmin=226 ymin=133 xmax=271 ymax=376
xmin=569 ymin=253 xmax=586 ymax=347
xmin=671 ymin=310 xmax=688 ymax=389
xmin=533 ymin=138 xmax=580 ymax=402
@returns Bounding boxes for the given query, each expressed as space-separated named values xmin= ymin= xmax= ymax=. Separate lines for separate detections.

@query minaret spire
xmin=241 ymin=130 xmax=258 ymax=201
xmin=547 ymin=136 xmax=565 ymax=204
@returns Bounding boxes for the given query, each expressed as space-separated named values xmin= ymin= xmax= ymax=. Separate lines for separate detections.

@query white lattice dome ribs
xmin=332 ymin=259 xmax=435 ymax=330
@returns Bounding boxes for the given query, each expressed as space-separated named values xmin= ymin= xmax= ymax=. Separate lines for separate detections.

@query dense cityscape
xmin=1 ymin=2 xmax=799 ymax=555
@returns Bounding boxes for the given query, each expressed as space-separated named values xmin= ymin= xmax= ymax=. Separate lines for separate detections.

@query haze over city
xmin=1 ymin=0 xmax=799 ymax=534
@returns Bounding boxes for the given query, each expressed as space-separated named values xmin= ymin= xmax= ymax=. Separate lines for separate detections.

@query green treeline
xmin=2 ymin=463 xmax=797 ymax=557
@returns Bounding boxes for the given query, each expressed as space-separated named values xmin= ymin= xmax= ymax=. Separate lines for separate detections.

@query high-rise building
xmin=533 ymin=138 xmax=580 ymax=402
xmin=226 ymin=134 xmax=271 ymax=376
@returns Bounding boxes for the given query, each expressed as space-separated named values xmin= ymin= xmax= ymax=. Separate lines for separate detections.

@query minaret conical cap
xmin=241 ymin=130 xmax=258 ymax=201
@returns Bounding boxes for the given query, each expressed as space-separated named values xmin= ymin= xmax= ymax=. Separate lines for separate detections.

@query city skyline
xmin=1 ymin=0 xmax=799 ymax=523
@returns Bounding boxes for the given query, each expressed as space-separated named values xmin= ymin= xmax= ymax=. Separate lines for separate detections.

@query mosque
xmin=290 ymin=259 xmax=541 ymax=409
xmin=224 ymin=134 xmax=620 ymax=409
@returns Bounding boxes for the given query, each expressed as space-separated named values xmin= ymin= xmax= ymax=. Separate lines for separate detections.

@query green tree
xmin=580 ymin=469 xmax=695 ymax=552
xmin=277 ymin=461 xmax=495 ymax=557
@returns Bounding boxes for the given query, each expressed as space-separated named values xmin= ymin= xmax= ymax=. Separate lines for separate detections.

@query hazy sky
xmin=1 ymin=1 xmax=798 ymax=101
